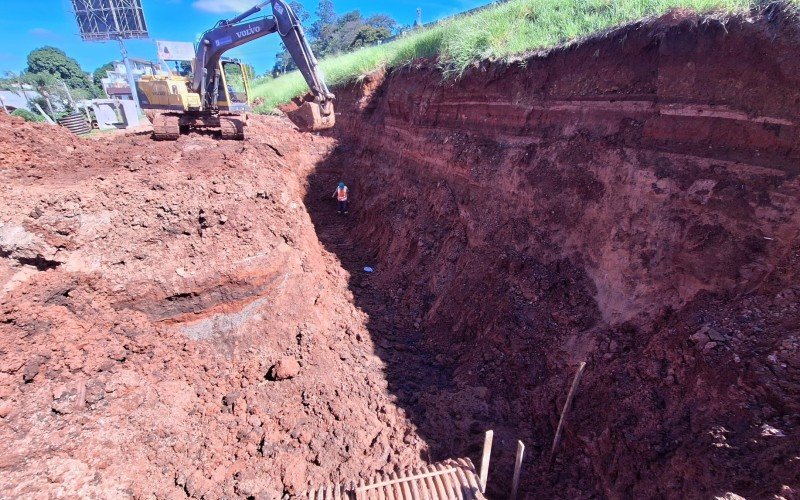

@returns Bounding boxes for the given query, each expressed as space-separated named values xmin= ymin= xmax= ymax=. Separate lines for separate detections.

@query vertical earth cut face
xmin=319 ymin=8 xmax=800 ymax=499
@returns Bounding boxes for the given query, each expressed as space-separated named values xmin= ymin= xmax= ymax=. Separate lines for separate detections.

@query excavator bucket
xmin=287 ymin=101 xmax=336 ymax=131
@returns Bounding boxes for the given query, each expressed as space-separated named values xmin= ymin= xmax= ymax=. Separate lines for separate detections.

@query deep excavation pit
xmin=308 ymin=6 xmax=800 ymax=498
xmin=0 ymin=5 xmax=799 ymax=500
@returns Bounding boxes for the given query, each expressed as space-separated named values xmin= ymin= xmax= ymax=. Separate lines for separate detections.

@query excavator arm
xmin=192 ymin=0 xmax=335 ymax=129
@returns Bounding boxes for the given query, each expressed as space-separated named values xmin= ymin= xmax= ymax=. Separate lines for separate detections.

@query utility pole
xmin=106 ymin=0 xmax=141 ymax=113
xmin=117 ymin=37 xmax=142 ymax=113
xmin=61 ymin=80 xmax=76 ymax=108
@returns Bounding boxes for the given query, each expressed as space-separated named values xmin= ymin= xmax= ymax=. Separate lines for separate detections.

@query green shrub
xmin=10 ymin=108 xmax=46 ymax=123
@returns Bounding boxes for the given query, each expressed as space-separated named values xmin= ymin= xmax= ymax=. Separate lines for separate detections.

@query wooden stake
xmin=479 ymin=430 xmax=493 ymax=493
xmin=511 ymin=440 xmax=525 ymax=500
xmin=550 ymin=362 xmax=587 ymax=466
xmin=34 ymin=103 xmax=55 ymax=124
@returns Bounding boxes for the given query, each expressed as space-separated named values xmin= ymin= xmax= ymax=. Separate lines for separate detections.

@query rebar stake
xmin=479 ymin=430 xmax=493 ymax=493
xmin=510 ymin=440 xmax=525 ymax=500
xmin=550 ymin=361 xmax=587 ymax=467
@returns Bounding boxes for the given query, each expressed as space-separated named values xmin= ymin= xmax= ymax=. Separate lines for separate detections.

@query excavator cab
xmin=215 ymin=59 xmax=252 ymax=112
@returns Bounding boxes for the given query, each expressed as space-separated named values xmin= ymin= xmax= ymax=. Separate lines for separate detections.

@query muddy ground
xmin=2 ymin=5 xmax=800 ymax=500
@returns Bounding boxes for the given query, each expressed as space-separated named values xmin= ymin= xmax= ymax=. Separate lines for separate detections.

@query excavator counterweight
xmin=137 ymin=0 xmax=334 ymax=140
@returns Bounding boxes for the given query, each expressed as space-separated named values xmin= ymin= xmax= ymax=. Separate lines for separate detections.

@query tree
xmin=22 ymin=72 xmax=68 ymax=119
xmin=351 ymin=25 xmax=392 ymax=49
xmin=312 ymin=0 xmax=337 ymax=32
xmin=27 ymin=47 xmax=84 ymax=80
xmin=365 ymin=14 xmax=398 ymax=33
xmin=273 ymin=1 xmax=399 ymax=70
xmin=2 ymin=71 xmax=33 ymax=110
xmin=93 ymin=61 xmax=115 ymax=87
xmin=310 ymin=0 xmax=338 ymax=52
xmin=311 ymin=10 xmax=364 ymax=55
xmin=272 ymin=45 xmax=296 ymax=75
xmin=290 ymin=0 xmax=310 ymax=23
xmin=0 ymin=75 xmax=15 ymax=92
xmin=26 ymin=46 xmax=100 ymax=99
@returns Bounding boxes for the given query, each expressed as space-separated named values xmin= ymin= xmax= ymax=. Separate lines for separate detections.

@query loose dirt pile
xmin=318 ymin=6 xmax=800 ymax=499
xmin=0 ymin=114 xmax=427 ymax=498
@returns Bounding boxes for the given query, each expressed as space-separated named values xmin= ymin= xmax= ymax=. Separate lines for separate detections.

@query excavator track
xmin=219 ymin=115 xmax=246 ymax=140
xmin=152 ymin=113 xmax=181 ymax=141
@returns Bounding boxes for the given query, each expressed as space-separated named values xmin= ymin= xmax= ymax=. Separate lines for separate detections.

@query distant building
xmin=0 ymin=88 xmax=43 ymax=112
xmin=101 ymin=59 xmax=161 ymax=100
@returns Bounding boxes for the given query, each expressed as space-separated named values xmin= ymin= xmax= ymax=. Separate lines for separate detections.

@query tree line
xmin=0 ymin=46 xmax=106 ymax=120
xmin=272 ymin=0 xmax=400 ymax=76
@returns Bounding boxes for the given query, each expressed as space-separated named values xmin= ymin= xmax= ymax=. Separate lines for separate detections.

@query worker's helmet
xmin=338 ymin=182 xmax=345 ymax=188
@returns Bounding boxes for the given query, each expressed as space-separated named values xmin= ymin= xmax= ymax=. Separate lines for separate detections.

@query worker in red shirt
xmin=333 ymin=181 xmax=349 ymax=214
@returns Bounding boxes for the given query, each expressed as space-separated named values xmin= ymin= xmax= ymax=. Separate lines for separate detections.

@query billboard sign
xmin=72 ymin=0 xmax=148 ymax=41
xmin=156 ymin=41 xmax=196 ymax=62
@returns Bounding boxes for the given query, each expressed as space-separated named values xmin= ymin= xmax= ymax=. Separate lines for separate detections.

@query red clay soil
xmin=0 ymin=114 xmax=428 ymax=498
xmin=2 ymin=5 xmax=800 ymax=500
xmin=315 ymin=5 xmax=800 ymax=499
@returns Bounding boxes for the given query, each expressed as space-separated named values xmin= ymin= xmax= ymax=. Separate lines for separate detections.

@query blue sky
xmin=0 ymin=0 xmax=487 ymax=76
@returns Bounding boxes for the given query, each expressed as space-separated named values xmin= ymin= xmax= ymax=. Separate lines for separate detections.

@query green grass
xmin=251 ymin=0 xmax=788 ymax=112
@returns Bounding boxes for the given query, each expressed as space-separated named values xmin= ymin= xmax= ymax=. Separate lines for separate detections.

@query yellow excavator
xmin=136 ymin=0 xmax=334 ymax=140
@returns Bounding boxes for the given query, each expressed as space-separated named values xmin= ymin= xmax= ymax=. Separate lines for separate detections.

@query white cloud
xmin=29 ymin=28 xmax=58 ymax=38
xmin=192 ymin=0 xmax=254 ymax=14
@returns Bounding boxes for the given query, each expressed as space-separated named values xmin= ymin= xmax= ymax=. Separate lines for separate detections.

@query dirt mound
xmin=0 ymin=114 xmax=87 ymax=178
xmin=0 ymin=115 xmax=427 ymax=497
xmin=316 ymin=6 xmax=800 ymax=498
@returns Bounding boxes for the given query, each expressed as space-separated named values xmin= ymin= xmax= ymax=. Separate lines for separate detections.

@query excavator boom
xmin=196 ymin=0 xmax=335 ymax=131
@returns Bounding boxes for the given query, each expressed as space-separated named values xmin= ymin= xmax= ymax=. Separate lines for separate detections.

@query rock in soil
xmin=268 ymin=357 xmax=301 ymax=381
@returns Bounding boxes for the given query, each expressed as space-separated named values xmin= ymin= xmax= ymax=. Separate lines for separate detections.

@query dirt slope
xmin=0 ymin=115 xmax=427 ymax=498
xmin=318 ymin=6 xmax=800 ymax=498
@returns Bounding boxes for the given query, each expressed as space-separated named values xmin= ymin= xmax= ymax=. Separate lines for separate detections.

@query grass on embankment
xmin=250 ymin=0 xmax=784 ymax=112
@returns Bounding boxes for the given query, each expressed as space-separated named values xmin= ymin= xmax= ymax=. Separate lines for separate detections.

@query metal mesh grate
xmin=306 ymin=458 xmax=486 ymax=500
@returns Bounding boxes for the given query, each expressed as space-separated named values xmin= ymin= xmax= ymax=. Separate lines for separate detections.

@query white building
xmin=0 ymin=88 xmax=44 ymax=112
xmin=101 ymin=58 xmax=160 ymax=100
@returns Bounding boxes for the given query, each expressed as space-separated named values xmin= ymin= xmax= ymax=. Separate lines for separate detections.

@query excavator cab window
xmin=161 ymin=59 xmax=193 ymax=78
xmin=220 ymin=61 xmax=249 ymax=104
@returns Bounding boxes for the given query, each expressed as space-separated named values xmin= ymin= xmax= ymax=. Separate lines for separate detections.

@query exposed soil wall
xmin=315 ymin=6 xmax=800 ymax=498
